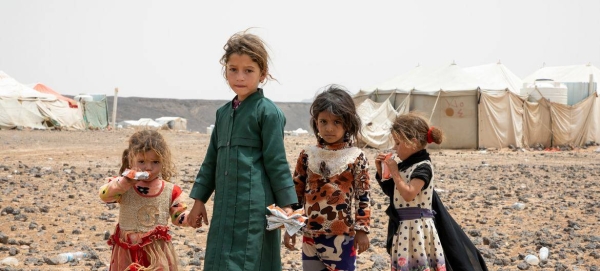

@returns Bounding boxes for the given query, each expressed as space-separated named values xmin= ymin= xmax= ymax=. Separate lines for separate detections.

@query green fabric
xmin=190 ymin=89 xmax=297 ymax=271
xmin=82 ymin=98 xmax=108 ymax=129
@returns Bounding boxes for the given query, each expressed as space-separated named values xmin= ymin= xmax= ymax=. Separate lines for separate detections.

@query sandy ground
xmin=0 ymin=129 xmax=599 ymax=271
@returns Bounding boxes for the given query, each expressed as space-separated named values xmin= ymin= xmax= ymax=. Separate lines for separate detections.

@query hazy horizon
xmin=1 ymin=0 xmax=599 ymax=102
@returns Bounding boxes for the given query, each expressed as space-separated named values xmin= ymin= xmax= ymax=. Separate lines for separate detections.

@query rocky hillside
xmin=105 ymin=96 xmax=312 ymax=133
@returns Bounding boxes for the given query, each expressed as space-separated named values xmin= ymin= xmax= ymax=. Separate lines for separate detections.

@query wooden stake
xmin=112 ymin=88 xmax=118 ymax=130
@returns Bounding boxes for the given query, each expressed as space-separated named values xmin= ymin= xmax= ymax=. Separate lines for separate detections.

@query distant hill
xmin=104 ymin=96 xmax=312 ymax=133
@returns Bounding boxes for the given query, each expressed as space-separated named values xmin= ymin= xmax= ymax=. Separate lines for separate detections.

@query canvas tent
xmin=0 ymin=71 xmax=85 ymax=130
xmin=356 ymin=63 xmax=483 ymax=149
xmin=155 ymin=117 xmax=187 ymax=130
xmin=290 ymin=128 xmax=309 ymax=136
xmin=464 ymin=62 xmax=523 ymax=94
xmin=357 ymin=63 xmax=600 ymax=150
xmin=118 ymin=118 xmax=162 ymax=129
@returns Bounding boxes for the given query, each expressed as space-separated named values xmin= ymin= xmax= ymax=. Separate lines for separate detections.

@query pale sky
xmin=1 ymin=0 xmax=599 ymax=102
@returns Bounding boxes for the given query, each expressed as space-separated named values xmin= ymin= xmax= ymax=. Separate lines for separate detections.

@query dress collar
xmin=231 ymin=88 xmax=264 ymax=109
xmin=318 ymin=141 xmax=350 ymax=151
xmin=398 ymin=149 xmax=430 ymax=171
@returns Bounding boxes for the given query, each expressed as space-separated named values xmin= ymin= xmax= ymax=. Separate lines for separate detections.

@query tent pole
xmin=429 ymin=90 xmax=442 ymax=122
xmin=589 ymin=74 xmax=594 ymax=96
xmin=112 ymin=88 xmax=118 ymax=130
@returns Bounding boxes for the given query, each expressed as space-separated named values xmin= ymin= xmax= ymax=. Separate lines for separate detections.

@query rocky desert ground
xmin=0 ymin=129 xmax=599 ymax=271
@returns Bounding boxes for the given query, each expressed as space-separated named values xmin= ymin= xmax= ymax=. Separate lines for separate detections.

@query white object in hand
xmin=122 ymin=169 xmax=149 ymax=180
xmin=265 ymin=205 xmax=306 ymax=236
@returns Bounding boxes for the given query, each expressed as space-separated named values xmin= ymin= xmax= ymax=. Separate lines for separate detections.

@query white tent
xmin=464 ymin=62 xmax=523 ymax=93
xmin=0 ymin=71 xmax=86 ymax=130
xmin=355 ymin=63 xmax=481 ymax=149
xmin=118 ymin=118 xmax=162 ymax=129
xmin=0 ymin=71 xmax=56 ymax=100
xmin=155 ymin=117 xmax=187 ymax=130
xmin=356 ymin=62 xmax=537 ymax=149
xmin=290 ymin=128 xmax=309 ymax=136
xmin=358 ymin=61 xmax=600 ymax=149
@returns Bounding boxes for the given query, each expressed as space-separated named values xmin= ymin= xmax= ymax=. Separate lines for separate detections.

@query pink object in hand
xmin=382 ymin=152 xmax=394 ymax=179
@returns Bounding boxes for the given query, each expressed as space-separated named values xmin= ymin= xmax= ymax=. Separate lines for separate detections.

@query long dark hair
xmin=310 ymin=84 xmax=362 ymax=145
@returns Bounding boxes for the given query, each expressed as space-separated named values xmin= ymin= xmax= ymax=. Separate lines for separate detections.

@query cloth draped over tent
xmin=478 ymin=91 xmax=524 ymax=149
xmin=549 ymin=94 xmax=598 ymax=146
xmin=522 ymin=99 xmax=552 ymax=148
xmin=33 ymin=83 xmax=79 ymax=108
xmin=356 ymin=99 xmax=399 ymax=149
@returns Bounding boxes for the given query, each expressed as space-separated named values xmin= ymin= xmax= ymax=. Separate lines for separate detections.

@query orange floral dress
xmin=292 ymin=142 xmax=371 ymax=237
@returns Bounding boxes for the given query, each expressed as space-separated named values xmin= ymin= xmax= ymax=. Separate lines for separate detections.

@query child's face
xmin=132 ymin=150 xmax=162 ymax=182
xmin=226 ymin=53 xmax=266 ymax=101
xmin=316 ymin=111 xmax=346 ymax=145
xmin=392 ymin=135 xmax=417 ymax=161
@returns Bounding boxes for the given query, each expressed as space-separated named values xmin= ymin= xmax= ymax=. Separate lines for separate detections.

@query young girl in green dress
xmin=187 ymin=29 xmax=297 ymax=271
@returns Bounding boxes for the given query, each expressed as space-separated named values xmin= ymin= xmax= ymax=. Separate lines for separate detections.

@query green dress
xmin=190 ymin=89 xmax=298 ymax=271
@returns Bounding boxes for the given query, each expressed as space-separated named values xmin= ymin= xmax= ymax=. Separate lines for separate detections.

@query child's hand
xmin=283 ymin=232 xmax=297 ymax=250
xmin=383 ymin=154 xmax=397 ymax=177
xmin=188 ymin=200 xmax=209 ymax=228
xmin=374 ymin=153 xmax=383 ymax=173
xmin=374 ymin=153 xmax=386 ymax=176
xmin=354 ymin=230 xmax=369 ymax=254
xmin=282 ymin=205 xmax=293 ymax=217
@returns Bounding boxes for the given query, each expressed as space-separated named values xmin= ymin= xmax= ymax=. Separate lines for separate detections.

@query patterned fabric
xmin=99 ymin=177 xmax=189 ymax=227
xmin=390 ymin=160 xmax=446 ymax=271
xmin=119 ymin=181 xmax=172 ymax=232
xmin=293 ymin=142 xmax=371 ymax=237
xmin=232 ymin=97 xmax=241 ymax=109
xmin=99 ymin=177 xmax=191 ymax=270
xmin=302 ymin=234 xmax=356 ymax=271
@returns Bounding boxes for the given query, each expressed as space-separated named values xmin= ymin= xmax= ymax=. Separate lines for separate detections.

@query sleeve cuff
xmin=274 ymin=185 xmax=299 ymax=207
xmin=290 ymin=203 xmax=303 ymax=211
xmin=189 ymin=183 xmax=212 ymax=203
xmin=354 ymin=225 xmax=370 ymax=234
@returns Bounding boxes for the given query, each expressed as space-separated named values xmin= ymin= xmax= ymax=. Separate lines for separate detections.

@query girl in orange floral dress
xmin=284 ymin=85 xmax=371 ymax=271
xmin=100 ymin=130 xmax=193 ymax=271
